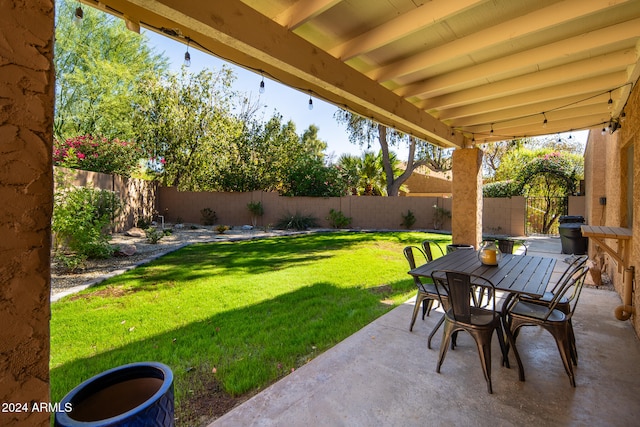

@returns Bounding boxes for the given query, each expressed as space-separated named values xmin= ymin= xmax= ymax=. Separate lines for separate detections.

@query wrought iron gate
xmin=525 ymin=197 xmax=568 ymax=236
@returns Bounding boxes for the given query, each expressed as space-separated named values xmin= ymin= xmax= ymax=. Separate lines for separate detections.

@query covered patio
xmin=212 ymin=238 xmax=640 ymax=426
xmin=2 ymin=1 xmax=640 ymax=425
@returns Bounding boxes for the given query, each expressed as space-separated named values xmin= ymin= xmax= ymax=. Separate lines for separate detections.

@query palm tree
xmin=338 ymin=151 xmax=403 ymax=196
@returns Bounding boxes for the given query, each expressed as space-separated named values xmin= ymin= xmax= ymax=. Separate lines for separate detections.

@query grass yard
xmin=50 ymin=231 xmax=451 ymax=425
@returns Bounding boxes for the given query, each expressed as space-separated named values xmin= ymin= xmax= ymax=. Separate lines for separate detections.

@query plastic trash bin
xmin=446 ymin=244 xmax=474 ymax=254
xmin=558 ymin=216 xmax=588 ymax=255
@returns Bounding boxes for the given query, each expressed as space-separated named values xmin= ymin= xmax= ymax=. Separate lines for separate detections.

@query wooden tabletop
xmin=580 ymin=225 xmax=632 ymax=240
xmin=408 ymin=250 xmax=556 ymax=298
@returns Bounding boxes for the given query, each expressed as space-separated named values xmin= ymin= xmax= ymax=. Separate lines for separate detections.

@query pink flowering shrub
xmin=53 ymin=135 xmax=142 ymax=176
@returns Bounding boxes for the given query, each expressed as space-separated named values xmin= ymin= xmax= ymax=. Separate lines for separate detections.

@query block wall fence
xmin=56 ymin=168 xmax=585 ymax=237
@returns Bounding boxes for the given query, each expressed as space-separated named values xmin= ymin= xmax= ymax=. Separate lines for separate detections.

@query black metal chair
xmin=503 ymin=265 xmax=589 ymax=387
xmin=497 ymin=238 xmax=527 ymax=255
xmin=421 ymin=239 xmax=445 ymax=262
xmin=404 ymin=246 xmax=448 ymax=349
xmin=430 ymin=270 xmax=509 ymax=394
xmin=517 ymin=254 xmax=588 ymax=364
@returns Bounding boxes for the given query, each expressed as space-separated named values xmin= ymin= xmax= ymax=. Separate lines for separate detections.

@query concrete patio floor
xmin=211 ymin=237 xmax=640 ymax=427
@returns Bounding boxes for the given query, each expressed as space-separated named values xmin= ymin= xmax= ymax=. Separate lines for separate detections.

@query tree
xmin=54 ymin=0 xmax=169 ymax=141
xmin=336 ymin=151 xmax=403 ymax=196
xmin=300 ymin=125 xmax=327 ymax=161
xmin=335 ymin=110 xmax=452 ymax=196
xmin=133 ymin=67 xmax=242 ymax=190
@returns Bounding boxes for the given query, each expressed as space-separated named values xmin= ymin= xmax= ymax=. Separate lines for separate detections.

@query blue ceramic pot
xmin=54 ymin=362 xmax=174 ymax=427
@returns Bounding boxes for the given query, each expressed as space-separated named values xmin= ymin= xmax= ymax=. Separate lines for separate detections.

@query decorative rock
xmin=115 ymin=244 xmax=137 ymax=257
xmin=124 ymin=227 xmax=146 ymax=237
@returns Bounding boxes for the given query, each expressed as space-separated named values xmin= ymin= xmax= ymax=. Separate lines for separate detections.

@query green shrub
xmin=401 ymin=209 xmax=416 ymax=229
xmin=200 ymin=208 xmax=217 ymax=226
xmin=144 ymin=227 xmax=164 ymax=244
xmin=483 ymin=180 xmax=520 ymax=198
xmin=327 ymin=209 xmax=352 ymax=229
xmin=275 ymin=211 xmax=319 ymax=230
xmin=247 ymin=201 xmax=264 ymax=227
xmin=52 ymin=186 xmax=121 ymax=270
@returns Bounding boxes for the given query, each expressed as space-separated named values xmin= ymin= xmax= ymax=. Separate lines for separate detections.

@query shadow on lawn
xmin=115 ymin=231 xmax=430 ymax=285
xmin=51 ymin=278 xmax=414 ymax=426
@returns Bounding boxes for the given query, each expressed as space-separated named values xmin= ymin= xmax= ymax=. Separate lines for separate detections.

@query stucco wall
xmin=157 ymin=187 xmax=457 ymax=232
xmin=584 ymin=80 xmax=640 ymax=334
xmin=0 ymin=1 xmax=54 ymax=425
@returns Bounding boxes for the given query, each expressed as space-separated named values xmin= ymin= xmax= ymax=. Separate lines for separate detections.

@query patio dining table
xmin=408 ymin=249 xmax=557 ymax=298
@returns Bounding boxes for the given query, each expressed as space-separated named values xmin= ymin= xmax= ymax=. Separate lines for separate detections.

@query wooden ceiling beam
xmin=419 ymin=49 xmax=637 ymax=110
xmin=370 ymin=0 xmax=634 ymax=82
xmin=439 ymin=72 xmax=629 ymax=121
xmin=328 ymin=0 xmax=482 ymax=60
xmin=273 ymin=0 xmax=341 ymax=30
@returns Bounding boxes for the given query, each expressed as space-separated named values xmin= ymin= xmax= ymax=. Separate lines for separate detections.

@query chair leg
xmin=568 ymin=319 xmax=578 ymax=365
xmin=471 ymin=329 xmax=495 ymax=394
xmin=422 ymin=298 xmax=434 ymax=319
xmin=409 ymin=293 xmax=425 ymax=331
xmin=543 ymin=323 xmax=576 ymax=387
xmin=505 ymin=319 xmax=526 ymax=382
xmin=436 ymin=320 xmax=454 ymax=374
xmin=428 ymin=313 xmax=446 ymax=349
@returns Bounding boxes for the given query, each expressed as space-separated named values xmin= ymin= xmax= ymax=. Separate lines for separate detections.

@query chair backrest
xmin=404 ymin=246 xmax=428 ymax=289
xmin=421 ymin=240 xmax=444 ymax=262
xmin=431 ymin=270 xmax=497 ymax=323
xmin=497 ymin=239 xmax=515 ymax=254
xmin=546 ymin=265 xmax=589 ymax=320
xmin=550 ymin=255 xmax=589 ymax=293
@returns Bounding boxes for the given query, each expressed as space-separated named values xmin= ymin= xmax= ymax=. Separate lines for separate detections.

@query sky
xmin=142 ymin=30 xmax=588 ymax=160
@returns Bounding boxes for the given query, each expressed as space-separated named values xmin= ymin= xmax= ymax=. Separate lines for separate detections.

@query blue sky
xmin=142 ymin=30 xmax=588 ymax=160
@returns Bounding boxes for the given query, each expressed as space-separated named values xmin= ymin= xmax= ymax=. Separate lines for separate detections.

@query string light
xmin=490 ymin=124 xmax=494 ymax=135
xmin=308 ymin=92 xmax=314 ymax=110
xmin=620 ymin=111 xmax=626 ymax=122
xmin=184 ymin=38 xmax=191 ymax=67
xmin=542 ymin=112 xmax=548 ymax=128
xmin=74 ymin=6 xmax=83 ymax=26
xmin=259 ymin=76 xmax=265 ymax=94
xmin=607 ymin=91 xmax=613 ymax=110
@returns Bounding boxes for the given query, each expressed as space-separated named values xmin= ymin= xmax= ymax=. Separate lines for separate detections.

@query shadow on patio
xmin=211 ymin=237 xmax=640 ymax=426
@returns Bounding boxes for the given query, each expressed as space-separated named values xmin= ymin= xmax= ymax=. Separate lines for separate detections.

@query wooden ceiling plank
xmin=448 ymin=93 xmax=611 ymax=127
xmin=399 ymin=18 xmax=640 ymax=99
xmin=328 ymin=0 xmax=483 ymax=60
xmin=419 ymin=49 xmax=637 ymax=110
xmin=370 ymin=0 xmax=635 ymax=82
xmin=439 ymin=72 xmax=629 ymax=121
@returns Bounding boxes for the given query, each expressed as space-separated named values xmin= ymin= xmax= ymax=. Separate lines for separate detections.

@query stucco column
xmin=452 ymin=147 xmax=483 ymax=248
xmin=0 ymin=1 xmax=54 ymax=426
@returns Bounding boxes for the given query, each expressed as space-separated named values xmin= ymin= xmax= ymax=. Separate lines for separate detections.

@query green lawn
xmin=50 ymin=231 xmax=451 ymax=423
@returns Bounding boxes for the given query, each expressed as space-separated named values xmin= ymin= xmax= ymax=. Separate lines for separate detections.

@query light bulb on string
xmin=184 ymin=38 xmax=191 ymax=67
xmin=620 ymin=111 xmax=626 ymax=122
xmin=607 ymin=91 xmax=613 ymax=110
xmin=542 ymin=112 xmax=548 ymax=128
xmin=308 ymin=93 xmax=314 ymax=110
xmin=74 ymin=6 xmax=84 ymax=26
xmin=259 ymin=77 xmax=265 ymax=94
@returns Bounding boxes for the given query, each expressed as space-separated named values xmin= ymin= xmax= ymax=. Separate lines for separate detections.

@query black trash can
xmin=446 ymin=244 xmax=474 ymax=254
xmin=558 ymin=215 xmax=588 ymax=255
xmin=55 ymin=362 xmax=174 ymax=427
